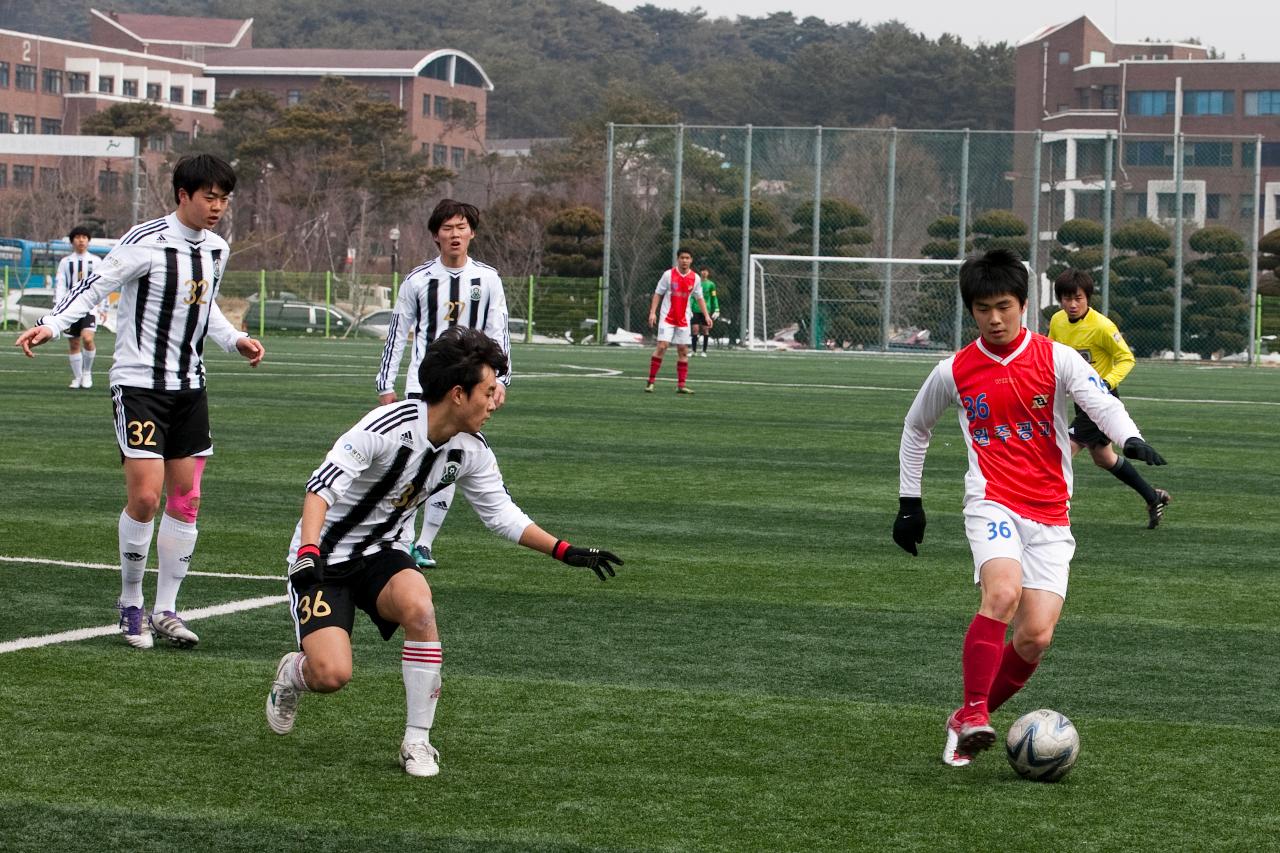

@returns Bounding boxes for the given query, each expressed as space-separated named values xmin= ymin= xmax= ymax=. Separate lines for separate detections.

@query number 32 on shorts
xmin=297 ymin=590 xmax=332 ymax=625
xmin=986 ymin=521 xmax=1012 ymax=540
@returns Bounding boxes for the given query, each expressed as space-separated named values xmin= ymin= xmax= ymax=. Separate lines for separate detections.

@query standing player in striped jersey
xmin=645 ymin=248 xmax=713 ymax=394
xmin=54 ymin=225 xmax=101 ymax=389
xmin=15 ymin=154 xmax=266 ymax=650
xmin=892 ymin=249 xmax=1166 ymax=768
xmin=267 ymin=327 xmax=622 ymax=777
xmin=1049 ymin=270 xmax=1171 ymax=528
xmin=375 ymin=199 xmax=510 ymax=570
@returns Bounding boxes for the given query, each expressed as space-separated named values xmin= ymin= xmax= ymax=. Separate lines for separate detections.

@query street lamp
xmin=389 ymin=227 xmax=401 ymax=276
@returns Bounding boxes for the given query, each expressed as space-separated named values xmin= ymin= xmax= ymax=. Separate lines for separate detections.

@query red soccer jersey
xmin=656 ymin=268 xmax=700 ymax=327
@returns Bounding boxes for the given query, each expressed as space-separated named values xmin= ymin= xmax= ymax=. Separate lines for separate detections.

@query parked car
xmin=240 ymin=299 xmax=357 ymax=336
xmin=3 ymin=287 xmax=56 ymax=329
xmin=353 ymin=308 xmax=394 ymax=339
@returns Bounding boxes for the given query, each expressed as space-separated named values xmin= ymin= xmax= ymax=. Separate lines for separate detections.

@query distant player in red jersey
xmin=645 ymin=248 xmax=713 ymax=394
xmin=892 ymin=249 xmax=1166 ymax=768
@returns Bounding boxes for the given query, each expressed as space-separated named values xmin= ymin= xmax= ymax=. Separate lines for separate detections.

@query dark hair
xmin=676 ymin=248 xmax=692 ymax=259
xmin=428 ymin=199 xmax=480 ymax=234
xmin=68 ymin=225 xmax=93 ymax=241
xmin=172 ymin=154 xmax=236 ymax=203
xmin=418 ymin=327 xmax=508 ymax=404
xmin=959 ymin=248 xmax=1028 ymax=311
xmin=1054 ymin=268 xmax=1095 ymax=302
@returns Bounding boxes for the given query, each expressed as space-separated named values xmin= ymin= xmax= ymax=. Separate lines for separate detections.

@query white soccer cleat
xmin=149 ymin=610 xmax=199 ymax=648
xmin=399 ymin=740 xmax=440 ymax=777
xmin=116 ymin=601 xmax=154 ymax=649
xmin=69 ymin=377 xmax=82 ymax=389
xmin=81 ymin=374 xmax=93 ymax=389
xmin=943 ymin=709 xmax=972 ymax=767
xmin=266 ymin=652 xmax=302 ymax=735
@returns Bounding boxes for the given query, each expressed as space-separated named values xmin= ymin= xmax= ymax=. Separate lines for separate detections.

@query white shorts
xmin=657 ymin=322 xmax=692 ymax=346
xmin=963 ymin=500 xmax=1075 ymax=599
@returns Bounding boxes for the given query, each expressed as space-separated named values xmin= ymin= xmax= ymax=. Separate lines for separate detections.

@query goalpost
xmin=747 ymin=255 xmax=967 ymax=352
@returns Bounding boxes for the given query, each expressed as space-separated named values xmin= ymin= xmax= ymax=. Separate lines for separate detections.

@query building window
xmin=169 ymin=86 xmax=184 ymax=103
xmin=43 ymin=69 xmax=63 ymax=94
xmin=1244 ymin=91 xmax=1280 ymax=116
xmin=172 ymin=130 xmax=190 ymax=148
xmin=433 ymin=144 xmax=448 ymax=166
xmin=12 ymin=165 xmax=34 ymax=188
xmin=1242 ymin=142 xmax=1280 ymax=167
xmin=147 ymin=135 xmax=165 ymax=152
xmin=16 ymin=64 xmax=36 ymax=91
xmin=451 ymin=147 xmax=466 ymax=169
xmin=1100 ymin=85 xmax=1118 ymax=110
xmin=14 ymin=115 xmax=35 ymax=135
xmin=192 ymin=89 xmax=207 ymax=106
xmin=1183 ymin=90 xmax=1233 ymax=116
xmin=99 ymin=75 xmax=114 ymax=94
xmin=40 ymin=118 xmax=62 ymax=135
xmin=1184 ymin=141 xmax=1232 ymax=167
xmin=1127 ymin=90 xmax=1175 ymax=116
xmin=1089 ymin=50 xmax=1106 ymax=64
xmin=99 ymin=170 xmax=120 ymax=195
xmin=123 ymin=79 xmax=138 ymax=97
xmin=40 ymin=167 xmax=59 ymax=189
xmin=1058 ymin=51 xmax=1070 ymax=65
xmin=286 ymin=89 xmax=303 ymax=106
xmin=68 ymin=72 xmax=90 ymax=93
xmin=1205 ymin=194 xmax=1224 ymax=220
xmin=146 ymin=83 xmax=161 ymax=101
xmin=434 ymin=96 xmax=448 ymax=119
xmin=0 ymin=62 xmax=8 ymax=88
xmin=1240 ymin=194 xmax=1260 ymax=221
xmin=1123 ymin=140 xmax=1172 ymax=166
xmin=1123 ymin=193 xmax=1148 ymax=218
xmin=1156 ymin=192 xmax=1196 ymax=219
xmin=0 ymin=165 xmax=6 ymax=188
xmin=0 ymin=113 xmax=7 ymax=133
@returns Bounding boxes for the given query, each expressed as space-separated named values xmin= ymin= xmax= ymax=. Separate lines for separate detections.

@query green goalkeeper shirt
xmin=700 ymin=278 xmax=719 ymax=314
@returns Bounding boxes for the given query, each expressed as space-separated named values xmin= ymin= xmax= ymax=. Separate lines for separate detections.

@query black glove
xmin=893 ymin=497 xmax=926 ymax=556
xmin=289 ymin=544 xmax=325 ymax=591
xmin=1123 ymin=437 xmax=1166 ymax=466
xmin=553 ymin=540 xmax=623 ymax=581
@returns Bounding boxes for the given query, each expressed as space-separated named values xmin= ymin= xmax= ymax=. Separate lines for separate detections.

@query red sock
xmin=987 ymin=642 xmax=1040 ymax=713
xmin=648 ymin=355 xmax=663 ymax=383
xmin=676 ymin=360 xmax=689 ymax=387
xmin=961 ymin=613 xmax=1007 ymax=721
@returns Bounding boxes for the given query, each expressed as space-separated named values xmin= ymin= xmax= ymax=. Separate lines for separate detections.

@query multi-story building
xmin=1014 ymin=15 xmax=1280 ymax=237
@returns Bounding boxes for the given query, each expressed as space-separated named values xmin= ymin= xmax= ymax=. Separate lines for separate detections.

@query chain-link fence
xmin=604 ymin=124 xmax=1276 ymax=362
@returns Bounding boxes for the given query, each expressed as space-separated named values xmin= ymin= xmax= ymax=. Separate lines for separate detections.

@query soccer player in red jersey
xmin=892 ymin=249 xmax=1166 ymax=767
xmin=645 ymin=248 xmax=714 ymax=394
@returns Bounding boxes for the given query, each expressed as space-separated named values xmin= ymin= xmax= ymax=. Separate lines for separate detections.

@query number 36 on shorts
xmin=986 ymin=521 xmax=1012 ymax=540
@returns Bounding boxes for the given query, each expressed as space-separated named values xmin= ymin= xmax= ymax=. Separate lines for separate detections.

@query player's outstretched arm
xmin=15 ymin=326 xmax=55 ymax=357
xmin=893 ymin=497 xmax=926 ymax=556
xmin=518 ymin=523 xmax=624 ymax=581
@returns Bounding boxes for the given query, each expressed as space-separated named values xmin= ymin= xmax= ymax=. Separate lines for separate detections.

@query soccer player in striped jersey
xmin=16 ymin=154 xmax=266 ymax=650
xmin=892 ymin=249 xmax=1166 ymax=768
xmin=54 ymin=225 xmax=102 ymax=389
xmin=267 ymin=327 xmax=622 ymax=777
xmin=645 ymin=249 xmax=713 ymax=393
xmin=1049 ymin=270 xmax=1171 ymax=528
xmin=375 ymin=199 xmax=511 ymax=570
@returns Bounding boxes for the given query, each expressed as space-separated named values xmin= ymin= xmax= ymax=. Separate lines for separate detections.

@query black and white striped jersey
xmin=288 ymin=399 xmax=532 ymax=564
xmin=375 ymin=257 xmax=510 ymax=396
xmin=53 ymin=252 xmax=99 ymax=309
xmin=40 ymin=213 xmax=245 ymax=391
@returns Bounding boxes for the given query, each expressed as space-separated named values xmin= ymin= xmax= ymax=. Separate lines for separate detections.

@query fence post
xmin=810 ymin=125 xmax=823 ymax=350
xmin=1028 ymin=130 xmax=1043 ymax=333
xmin=671 ymin=123 xmax=684 ymax=263
xmin=258 ymin=270 xmax=266 ymax=338
xmin=954 ymin=129 xmax=971 ymax=351
xmin=526 ymin=275 xmax=534 ymax=344
xmin=739 ymin=124 xmax=753 ymax=348
xmin=602 ymin=122 xmax=615 ymax=336
xmin=325 ymin=270 xmax=332 ymax=338
xmin=1101 ymin=132 xmax=1115 ymax=316
xmin=882 ymin=128 xmax=898 ymax=351
xmin=392 ymin=271 xmax=399 ymax=307
xmin=1173 ymin=128 xmax=1185 ymax=360
xmin=1 ymin=266 xmax=8 ymax=330
xmin=596 ymin=277 xmax=604 ymax=343
xmin=1248 ymin=135 xmax=1262 ymax=366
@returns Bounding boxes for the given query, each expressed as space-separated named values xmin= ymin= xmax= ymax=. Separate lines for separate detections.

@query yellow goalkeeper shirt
xmin=1048 ymin=307 xmax=1136 ymax=388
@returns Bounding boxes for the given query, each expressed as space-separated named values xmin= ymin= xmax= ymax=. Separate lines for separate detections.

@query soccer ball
xmin=1005 ymin=709 xmax=1080 ymax=782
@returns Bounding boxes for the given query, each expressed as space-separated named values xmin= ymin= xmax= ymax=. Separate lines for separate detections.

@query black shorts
xmin=66 ymin=314 xmax=96 ymax=337
xmin=289 ymin=548 xmax=418 ymax=642
xmin=691 ymin=313 xmax=709 ymax=327
xmin=1068 ymin=388 xmax=1121 ymax=448
xmin=111 ymin=385 xmax=212 ymax=460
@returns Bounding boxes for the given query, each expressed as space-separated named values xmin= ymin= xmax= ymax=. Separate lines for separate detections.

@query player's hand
xmin=15 ymin=325 xmax=54 ymax=357
xmin=1123 ymin=437 xmax=1166 ymax=466
xmin=648 ymin=313 xmax=657 ymax=329
xmin=553 ymin=540 xmax=623 ymax=581
xmin=893 ymin=497 xmax=926 ymax=556
xmin=236 ymin=336 xmax=265 ymax=367
xmin=378 ymin=392 xmax=397 ymax=405
xmin=1100 ymin=378 xmax=1112 ymax=393
xmin=289 ymin=544 xmax=324 ymax=591
xmin=493 ymin=382 xmax=507 ymax=409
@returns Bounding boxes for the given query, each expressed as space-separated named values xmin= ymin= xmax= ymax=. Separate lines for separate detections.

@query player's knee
xmin=168 ymin=488 xmax=200 ymax=523
xmin=129 ymin=491 xmax=163 ymax=521
xmin=398 ymin=596 xmax=437 ymax=636
xmin=306 ymin=657 xmax=352 ymax=693
xmin=1015 ymin=627 xmax=1054 ymax=660
xmin=982 ymin=586 xmax=1021 ymax=621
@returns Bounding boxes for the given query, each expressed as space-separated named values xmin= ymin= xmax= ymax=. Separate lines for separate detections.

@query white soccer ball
xmin=1005 ymin=708 xmax=1080 ymax=782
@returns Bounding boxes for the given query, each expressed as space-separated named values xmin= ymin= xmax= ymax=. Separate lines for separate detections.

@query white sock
xmin=118 ymin=510 xmax=153 ymax=608
xmin=69 ymin=354 xmax=83 ymax=382
xmin=154 ymin=514 xmax=197 ymax=614
xmin=81 ymin=349 xmax=95 ymax=375
xmin=402 ymin=641 xmax=442 ymax=741
xmin=288 ymin=652 xmax=311 ymax=692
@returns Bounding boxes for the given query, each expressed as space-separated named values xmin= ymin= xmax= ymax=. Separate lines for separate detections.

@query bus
xmin=0 ymin=237 xmax=115 ymax=289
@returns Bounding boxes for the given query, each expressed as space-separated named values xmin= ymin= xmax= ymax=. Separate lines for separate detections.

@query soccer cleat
xmin=644 ymin=382 xmax=654 ymax=393
xmin=1147 ymin=489 xmax=1171 ymax=529
xmin=116 ymin=601 xmax=154 ymax=649
xmin=149 ymin=610 xmax=199 ymax=648
xmin=698 ymin=351 xmax=707 ymax=357
xmin=69 ymin=377 xmax=82 ymax=389
xmin=81 ymin=374 xmax=93 ymax=389
xmin=676 ymin=386 xmax=694 ymax=395
xmin=266 ymin=652 xmax=302 ymax=735
xmin=948 ymin=706 xmax=996 ymax=761
xmin=942 ymin=709 xmax=972 ymax=767
xmin=412 ymin=544 xmax=437 ymax=569
xmin=399 ymin=740 xmax=441 ymax=777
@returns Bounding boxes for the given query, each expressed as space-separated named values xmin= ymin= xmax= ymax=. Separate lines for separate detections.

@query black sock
xmin=1108 ymin=457 xmax=1157 ymax=504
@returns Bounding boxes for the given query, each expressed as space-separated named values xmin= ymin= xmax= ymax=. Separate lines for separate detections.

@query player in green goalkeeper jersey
xmin=692 ymin=267 xmax=720 ymax=356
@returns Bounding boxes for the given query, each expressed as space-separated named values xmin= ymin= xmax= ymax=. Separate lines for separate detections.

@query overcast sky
xmin=601 ymin=1 xmax=1279 ymax=61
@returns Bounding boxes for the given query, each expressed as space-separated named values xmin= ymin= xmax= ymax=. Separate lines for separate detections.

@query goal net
xmin=747 ymin=255 xmax=969 ymax=353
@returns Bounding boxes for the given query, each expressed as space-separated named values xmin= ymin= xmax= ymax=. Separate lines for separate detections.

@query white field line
xmin=0 ymin=555 xmax=279 ymax=581
xmin=0 ymin=594 xmax=286 ymax=655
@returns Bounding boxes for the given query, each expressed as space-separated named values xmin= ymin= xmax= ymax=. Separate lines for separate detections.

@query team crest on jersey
xmin=470 ymin=285 xmax=481 ymax=301
xmin=1031 ymin=394 xmax=1049 ymax=409
xmin=439 ymin=461 xmax=461 ymax=485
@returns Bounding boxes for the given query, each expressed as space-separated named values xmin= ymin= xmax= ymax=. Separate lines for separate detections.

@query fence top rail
xmin=750 ymin=254 xmax=964 ymax=266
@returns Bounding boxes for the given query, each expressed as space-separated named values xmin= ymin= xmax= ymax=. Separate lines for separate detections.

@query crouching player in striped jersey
xmin=15 ymin=154 xmax=266 ymax=650
xmin=892 ymin=249 xmax=1166 ymax=768
xmin=267 ymin=326 xmax=622 ymax=777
